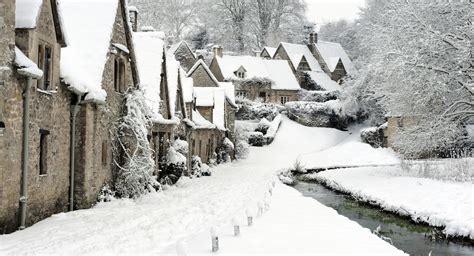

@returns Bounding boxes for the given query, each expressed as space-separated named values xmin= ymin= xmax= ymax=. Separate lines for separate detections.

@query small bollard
xmin=232 ymin=217 xmax=240 ymax=236
xmin=176 ymin=240 xmax=187 ymax=256
xmin=211 ymin=226 xmax=219 ymax=252
xmin=246 ymin=208 xmax=254 ymax=226
xmin=257 ymin=202 xmax=264 ymax=216
xmin=272 ymin=180 xmax=276 ymax=187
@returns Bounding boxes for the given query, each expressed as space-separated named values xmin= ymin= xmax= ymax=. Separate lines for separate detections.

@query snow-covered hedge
xmin=298 ymin=89 xmax=340 ymax=103
xmin=285 ymin=100 xmax=354 ymax=129
xmin=263 ymin=115 xmax=282 ymax=144
xmin=248 ymin=132 xmax=264 ymax=147
xmin=236 ymin=97 xmax=284 ymax=121
xmin=160 ymin=142 xmax=188 ymax=185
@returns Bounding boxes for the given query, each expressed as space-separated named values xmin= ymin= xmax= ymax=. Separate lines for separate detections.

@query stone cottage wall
xmin=74 ymin=1 xmax=135 ymax=209
xmin=190 ymin=65 xmax=217 ymax=87
xmin=174 ymin=43 xmax=196 ymax=73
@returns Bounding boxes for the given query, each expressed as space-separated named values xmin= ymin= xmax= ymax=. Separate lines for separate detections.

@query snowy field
xmin=0 ymin=117 xmax=403 ymax=255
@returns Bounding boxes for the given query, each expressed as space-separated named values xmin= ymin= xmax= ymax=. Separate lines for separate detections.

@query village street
xmin=0 ymin=116 xmax=404 ymax=255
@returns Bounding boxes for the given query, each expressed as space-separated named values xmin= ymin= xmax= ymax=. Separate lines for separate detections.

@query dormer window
xmin=234 ymin=65 xmax=247 ymax=79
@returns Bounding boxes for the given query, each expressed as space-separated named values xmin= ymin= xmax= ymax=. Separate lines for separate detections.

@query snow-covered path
xmin=0 ymin=117 xmax=403 ymax=255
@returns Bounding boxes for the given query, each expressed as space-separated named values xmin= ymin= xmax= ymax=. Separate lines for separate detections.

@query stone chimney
xmin=309 ymin=32 xmax=318 ymax=45
xmin=128 ymin=6 xmax=139 ymax=32
xmin=213 ymin=45 xmax=223 ymax=58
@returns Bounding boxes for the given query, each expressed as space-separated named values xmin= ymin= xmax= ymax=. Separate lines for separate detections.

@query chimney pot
xmin=213 ymin=46 xmax=223 ymax=58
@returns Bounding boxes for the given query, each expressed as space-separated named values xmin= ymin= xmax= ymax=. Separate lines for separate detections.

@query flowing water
xmin=294 ymin=181 xmax=474 ymax=256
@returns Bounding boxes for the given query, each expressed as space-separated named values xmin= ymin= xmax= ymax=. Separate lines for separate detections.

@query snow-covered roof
xmin=193 ymin=87 xmax=227 ymax=130
xmin=59 ymin=0 xmax=120 ymax=103
xmin=133 ymin=31 xmax=165 ymax=116
xmin=262 ymin=47 xmax=276 ymax=58
xmin=219 ymin=82 xmax=236 ymax=107
xmin=168 ymin=40 xmax=195 ymax=57
xmin=192 ymin=110 xmax=215 ymax=129
xmin=278 ymin=42 xmax=323 ymax=72
xmin=14 ymin=46 xmax=43 ymax=79
xmin=315 ymin=41 xmax=356 ymax=74
xmin=307 ymin=71 xmax=342 ymax=91
xmin=215 ymin=55 xmax=300 ymax=91
xmin=16 ymin=0 xmax=68 ymax=46
xmin=128 ymin=5 xmax=138 ymax=13
xmin=181 ymin=69 xmax=194 ymax=103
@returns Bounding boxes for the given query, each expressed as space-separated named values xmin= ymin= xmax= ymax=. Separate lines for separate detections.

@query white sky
xmin=305 ymin=0 xmax=366 ymax=25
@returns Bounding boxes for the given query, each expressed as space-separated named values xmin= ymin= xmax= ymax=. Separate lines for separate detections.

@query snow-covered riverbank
xmin=0 ymin=117 xmax=403 ymax=255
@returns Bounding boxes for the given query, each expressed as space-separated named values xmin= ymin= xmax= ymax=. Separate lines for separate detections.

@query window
xmin=39 ymin=129 xmax=50 ymax=175
xmin=37 ymin=43 xmax=53 ymax=90
xmin=0 ymin=121 xmax=5 ymax=136
xmin=237 ymin=71 xmax=245 ymax=79
xmin=114 ymin=58 xmax=126 ymax=93
xmin=191 ymin=139 xmax=195 ymax=155
xmin=101 ymin=141 xmax=108 ymax=166
xmin=259 ymin=92 xmax=266 ymax=102
xmin=397 ymin=118 xmax=404 ymax=128
xmin=236 ymin=91 xmax=249 ymax=98
xmin=199 ymin=140 xmax=202 ymax=157
xmin=280 ymin=96 xmax=290 ymax=104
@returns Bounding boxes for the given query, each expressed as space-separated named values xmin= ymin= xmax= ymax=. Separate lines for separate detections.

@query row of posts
xmin=177 ymin=179 xmax=277 ymax=255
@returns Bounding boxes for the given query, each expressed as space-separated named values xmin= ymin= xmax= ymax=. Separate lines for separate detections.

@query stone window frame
xmin=114 ymin=57 xmax=127 ymax=93
xmin=37 ymin=41 xmax=53 ymax=91
xmin=280 ymin=95 xmax=290 ymax=104
xmin=39 ymin=129 xmax=50 ymax=176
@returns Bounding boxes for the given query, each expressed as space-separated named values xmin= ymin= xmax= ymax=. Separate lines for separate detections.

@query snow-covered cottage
xmin=273 ymin=33 xmax=355 ymax=91
xmin=209 ymin=48 xmax=300 ymax=104
xmin=0 ymin=0 xmax=70 ymax=233
xmin=186 ymin=59 xmax=237 ymax=162
xmin=59 ymin=0 xmax=140 ymax=209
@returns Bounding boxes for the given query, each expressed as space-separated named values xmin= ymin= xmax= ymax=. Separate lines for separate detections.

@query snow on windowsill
xmin=36 ymin=88 xmax=58 ymax=96
xmin=112 ymin=43 xmax=130 ymax=54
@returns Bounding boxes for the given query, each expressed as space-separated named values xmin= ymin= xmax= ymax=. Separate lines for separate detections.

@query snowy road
xmin=0 ymin=116 xmax=404 ymax=255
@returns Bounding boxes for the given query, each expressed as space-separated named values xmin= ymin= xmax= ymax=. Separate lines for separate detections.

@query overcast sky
xmin=306 ymin=0 xmax=366 ymax=25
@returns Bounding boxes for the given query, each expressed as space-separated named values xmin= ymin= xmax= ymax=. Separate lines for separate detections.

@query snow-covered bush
xmin=255 ymin=118 xmax=271 ymax=135
xmin=296 ymin=71 xmax=321 ymax=90
xmin=201 ymin=163 xmax=212 ymax=176
xmin=360 ymin=126 xmax=385 ymax=148
xmin=278 ymin=170 xmax=297 ymax=185
xmin=298 ymin=89 xmax=339 ymax=103
xmin=263 ymin=115 xmax=282 ymax=144
xmin=285 ymin=100 xmax=353 ymax=129
xmin=235 ymin=140 xmax=250 ymax=159
xmin=173 ymin=139 xmax=189 ymax=156
xmin=160 ymin=146 xmax=188 ymax=185
xmin=236 ymin=97 xmax=284 ymax=121
xmin=248 ymin=132 xmax=264 ymax=147
xmin=97 ymin=184 xmax=115 ymax=203
xmin=216 ymin=137 xmax=234 ymax=164
xmin=113 ymin=90 xmax=160 ymax=199
xmin=191 ymin=155 xmax=203 ymax=177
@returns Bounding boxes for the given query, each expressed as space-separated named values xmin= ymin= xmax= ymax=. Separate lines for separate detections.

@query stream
xmin=294 ymin=181 xmax=474 ymax=256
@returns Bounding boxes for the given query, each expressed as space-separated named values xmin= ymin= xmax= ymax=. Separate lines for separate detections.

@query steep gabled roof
xmin=261 ymin=47 xmax=277 ymax=58
xmin=15 ymin=0 xmax=68 ymax=47
xmin=168 ymin=40 xmax=196 ymax=59
xmin=187 ymin=59 xmax=220 ymax=86
xmin=133 ymin=31 xmax=165 ymax=116
xmin=277 ymin=42 xmax=323 ymax=72
xmin=59 ymin=0 xmax=138 ymax=103
xmin=314 ymin=41 xmax=355 ymax=74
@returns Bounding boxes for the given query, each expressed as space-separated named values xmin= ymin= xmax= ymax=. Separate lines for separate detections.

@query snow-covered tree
xmin=343 ymin=0 xmax=473 ymax=157
xmin=113 ymin=90 xmax=160 ymax=198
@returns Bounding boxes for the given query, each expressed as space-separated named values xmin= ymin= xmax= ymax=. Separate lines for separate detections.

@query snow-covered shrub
xmin=160 ymin=146 xmax=188 ymax=185
xmin=291 ymin=158 xmax=307 ymax=174
xmin=236 ymin=97 xmax=284 ymax=121
xmin=201 ymin=163 xmax=212 ymax=176
xmin=296 ymin=71 xmax=321 ymax=90
xmin=255 ymin=118 xmax=271 ymax=135
xmin=360 ymin=126 xmax=384 ymax=148
xmin=263 ymin=115 xmax=282 ymax=144
xmin=278 ymin=169 xmax=297 ymax=185
xmin=216 ymin=137 xmax=234 ymax=164
xmin=298 ymin=89 xmax=339 ymax=103
xmin=114 ymin=90 xmax=160 ymax=199
xmin=191 ymin=155 xmax=203 ymax=177
xmin=97 ymin=184 xmax=115 ymax=203
xmin=285 ymin=100 xmax=353 ymax=129
xmin=235 ymin=140 xmax=250 ymax=159
xmin=248 ymin=131 xmax=264 ymax=146
xmin=173 ymin=139 xmax=189 ymax=156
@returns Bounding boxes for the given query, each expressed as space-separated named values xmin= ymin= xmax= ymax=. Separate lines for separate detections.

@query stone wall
xmin=74 ymin=1 xmax=134 ymax=209
xmin=188 ymin=128 xmax=223 ymax=163
xmin=196 ymin=106 xmax=213 ymax=123
xmin=174 ymin=43 xmax=196 ymax=73
xmin=189 ymin=64 xmax=217 ymax=87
